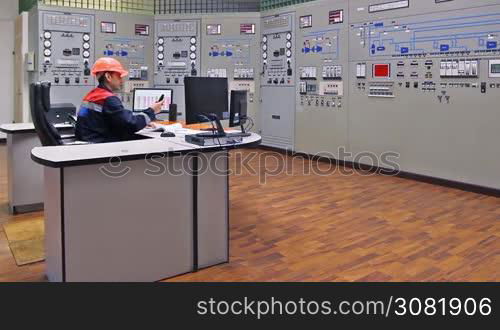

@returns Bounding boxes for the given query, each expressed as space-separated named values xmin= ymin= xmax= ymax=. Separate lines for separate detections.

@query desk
xmin=0 ymin=123 xmax=73 ymax=213
xmin=31 ymin=132 xmax=261 ymax=282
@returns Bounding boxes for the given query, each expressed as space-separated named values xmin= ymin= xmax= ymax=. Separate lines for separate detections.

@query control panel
xmin=297 ymin=23 xmax=344 ymax=111
xmin=260 ymin=12 xmax=296 ymax=149
xmin=348 ymin=0 xmax=500 ymax=190
xmin=261 ymin=14 xmax=295 ymax=86
xmin=294 ymin=0 xmax=349 ymax=156
xmin=38 ymin=11 xmax=95 ymax=87
xmin=154 ymin=20 xmax=200 ymax=86
xmin=94 ymin=12 xmax=153 ymax=109
xmin=201 ymin=16 xmax=260 ymax=124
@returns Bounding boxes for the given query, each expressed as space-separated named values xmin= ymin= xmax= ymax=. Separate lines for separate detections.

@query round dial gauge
xmin=157 ymin=53 xmax=164 ymax=60
xmin=262 ymin=52 xmax=267 ymax=59
xmin=158 ymin=38 xmax=164 ymax=45
xmin=83 ymin=50 xmax=90 ymax=58
xmin=262 ymin=44 xmax=267 ymax=51
xmin=44 ymin=40 xmax=52 ymax=48
xmin=286 ymin=33 xmax=292 ymax=40
xmin=44 ymin=49 xmax=51 ymax=57
xmin=262 ymin=36 xmax=267 ymax=43
xmin=190 ymin=53 xmax=196 ymax=60
xmin=44 ymin=31 xmax=51 ymax=39
xmin=190 ymin=45 xmax=196 ymax=52
xmin=158 ymin=45 xmax=164 ymax=52
xmin=286 ymin=41 xmax=292 ymax=49
xmin=286 ymin=50 xmax=292 ymax=57
xmin=83 ymin=34 xmax=90 ymax=42
xmin=190 ymin=37 xmax=196 ymax=44
xmin=83 ymin=43 xmax=90 ymax=50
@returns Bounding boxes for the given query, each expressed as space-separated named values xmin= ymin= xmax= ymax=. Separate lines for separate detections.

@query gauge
xmin=44 ymin=49 xmax=51 ymax=57
xmin=286 ymin=50 xmax=292 ymax=57
xmin=157 ymin=53 xmax=164 ymax=60
xmin=158 ymin=38 xmax=164 ymax=45
xmin=83 ymin=50 xmax=90 ymax=58
xmin=262 ymin=52 xmax=267 ymax=59
xmin=158 ymin=45 xmax=164 ymax=52
xmin=83 ymin=34 xmax=90 ymax=42
xmin=83 ymin=42 xmax=90 ymax=50
xmin=44 ymin=31 xmax=51 ymax=39
xmin=286 ymin=32 xmax=292 ymax=40
xmin=190 ymin=52 xmax=196 ymax=60
xmin=190 ymin=37 xmax=196 ymax=44
xmin=262 ymin=36 xmax=267 ymax=43
xmin=190 ymin=45 xmax=196 ymax=52
xmin=262 ymin=44 xmax=267 ymax=51
xmin=44 ymin=40 xmax=52 ymax=48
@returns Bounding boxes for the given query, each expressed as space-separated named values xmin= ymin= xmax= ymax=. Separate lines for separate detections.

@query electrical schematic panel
xmin=347 ymin=0 xmax=500 ymax=190
xmin=294 ymin=0 xmax=349 ymax=157
xmin=261 ymin=14 xmax=295 ymax=86
xmin=350 ymin=1 xmax=500 ymax=102
xmin=297 ymin=6 xmax=346 ymax=112
xmin=154 ymin=20 xmax=200 ymax=86
xmin=37 ymin=11 xmax=95 ymax=87
xmin=202 ymin=16 xmax=260 ymax=112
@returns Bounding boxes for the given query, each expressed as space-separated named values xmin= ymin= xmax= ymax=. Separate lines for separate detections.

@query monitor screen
xmin=133 ymin=88 xmax=172 ymax=112
xmin=229 ymin=90 xmax=247 ymax=127
xmin=184 ymin=77 xmax=229 ymax=124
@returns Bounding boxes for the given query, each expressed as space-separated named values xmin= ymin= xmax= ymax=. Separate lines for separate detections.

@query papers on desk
xmin=139 ymin=123 xmax=203 ymax=138
xmin=154 ymin=123 xmax=182 ymax=132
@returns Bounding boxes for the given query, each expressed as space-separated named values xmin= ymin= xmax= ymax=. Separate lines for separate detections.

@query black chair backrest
xmin=29 ymin=82 xmax=62 ymax=146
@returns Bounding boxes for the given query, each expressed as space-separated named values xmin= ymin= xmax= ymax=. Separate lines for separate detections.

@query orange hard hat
xmin=91 ymin=57 xmax=129 ymax=77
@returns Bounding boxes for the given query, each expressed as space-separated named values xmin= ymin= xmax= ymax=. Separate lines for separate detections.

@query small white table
xmin=0 ymin=123 xmax=73 ymax=213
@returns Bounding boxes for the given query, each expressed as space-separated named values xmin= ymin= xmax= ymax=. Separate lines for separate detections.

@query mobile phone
xmin=158 ymin=94 xmax=165 ymax=102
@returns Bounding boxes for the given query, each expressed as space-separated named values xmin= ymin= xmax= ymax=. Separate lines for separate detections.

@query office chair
xmin=29 ymin=82 xmax=81 ymax=146
xmin=67 ymin=114 xmax=77 ymax=127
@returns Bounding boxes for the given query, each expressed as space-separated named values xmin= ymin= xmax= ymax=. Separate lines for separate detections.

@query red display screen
xmin=373 ymin=64 xmax=390 ymax=78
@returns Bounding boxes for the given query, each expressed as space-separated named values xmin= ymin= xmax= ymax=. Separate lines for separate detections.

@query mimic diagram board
xmin=294 ymin=0 xmax=349 ymax=157
xmin=350 ymin=6 xmax=500 ymax=60
xmin=204 ymin=36 xmax=254 ymax=78
xmin=101 ymin=37 xmax=146 ymax=63
xmin=207 ymin=37 xmax=252 ymax=65
xmin=348 ymin=0 xmax=500 ymax=189
xmin=300 ymin=28 xmax=339 ymax=58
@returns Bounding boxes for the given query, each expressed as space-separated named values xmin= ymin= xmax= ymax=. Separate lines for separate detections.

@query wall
xmin=0 ymin=0 xmax=19 ymax=138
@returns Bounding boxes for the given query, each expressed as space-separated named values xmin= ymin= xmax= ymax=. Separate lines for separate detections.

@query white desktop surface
xmin=31 ymin=132 xmax=261 ymax=166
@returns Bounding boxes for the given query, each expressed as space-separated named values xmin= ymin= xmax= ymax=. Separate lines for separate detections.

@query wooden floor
xmin=0 ymin=143 xmax=499 ymax=281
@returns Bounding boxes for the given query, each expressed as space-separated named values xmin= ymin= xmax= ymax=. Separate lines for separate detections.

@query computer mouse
xmin=160 ymin=131 xmax=175 ymax=137
xmin=152 ymin=127 xmax=165 ymax=132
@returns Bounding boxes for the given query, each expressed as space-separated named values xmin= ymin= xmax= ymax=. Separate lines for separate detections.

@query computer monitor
xmin=229 ymin=90 xmax=247 ymax=127
xmin=133 ymin=88 xmax=172 ymax=112
xmin=184 ymin=77 xmax=228 ymax=125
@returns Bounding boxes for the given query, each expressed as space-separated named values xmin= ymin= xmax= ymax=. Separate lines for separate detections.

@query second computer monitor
xmin=184 ymin=77 xmax=228 ymax=125
xmin=229 ymin=90 xmax=247 ymax=127
xmin=133 ymin=88 xmax=172 ymax=112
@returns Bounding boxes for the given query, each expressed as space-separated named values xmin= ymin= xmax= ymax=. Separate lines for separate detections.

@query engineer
xmin=75 ymin=57 xmax=163 ymax=143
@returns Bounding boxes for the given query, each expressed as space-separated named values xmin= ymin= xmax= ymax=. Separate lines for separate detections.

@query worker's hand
xmin=151 ymin=100 xmax=165 ymax=114
xmin=146 ymin=122 xmax=157 ymax=128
